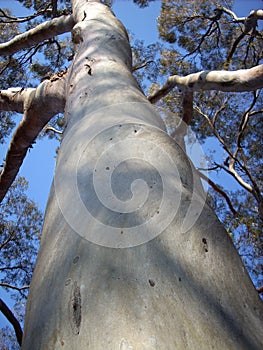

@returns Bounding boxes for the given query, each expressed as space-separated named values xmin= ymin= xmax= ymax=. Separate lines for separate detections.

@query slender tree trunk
xmin=22 ymin=1 xmax=263 ymax=349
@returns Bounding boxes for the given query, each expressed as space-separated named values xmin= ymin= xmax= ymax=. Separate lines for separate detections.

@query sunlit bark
xmin=0 ymin=14 xmax=74 ymax=56
xmin=148 ymin=64 xmax=263 ymax=103
xmin=0 ymin=77 xmax=66 ymax=202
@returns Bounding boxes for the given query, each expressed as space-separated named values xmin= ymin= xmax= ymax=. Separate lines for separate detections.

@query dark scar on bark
xmin=69 ymin=281 xmax=81 ymax=335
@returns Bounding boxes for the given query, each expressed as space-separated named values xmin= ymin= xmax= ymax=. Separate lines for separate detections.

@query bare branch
xmin=51 ymin=0 xmax=58 ymax=18
xmin=220 ymin=7 xmax=263 ymax=23
xmin=0 ymin=298 xmax=23 ymax=346
xmin=0 ymin=14 xmax=75 ymax=56
xmin=219 ymin=7 xmax=246 ymax=23
xmin=0 ymin=265 xmax=23 ymax=272
xmin=182 ymin=20 xmax=220 ymax=61
xmin=218 ymin=8 xmax=263 ymax=69
xmin=194 ymin=105 xmax=254 ymax=194
xmin=148 ymin=77 xmax=176 ymax=104
xmin=148 ymin=65 xmax=263 ymax=103
xmin=197 ymin=170 xmax=239 ymax=216
xmin=215 ymin=162 xmax=254 ymax=194
xmin=0 ymin=3 xmax=52 ymax=23
xmin=44 ymin=125 xmax=63 ymax=134
xmin=0 ymin=231 xmax=15 ymax=250
xmin=0 ymin=75 xmax=67 ymax=203
xmin=171 ymin=91 xmax=193 ymax=150
xmin=132 ymin=60 xmax=154 ymax=72
xmin=224 ymin=31 xmax=247 ymax=70
xmin=0 ymin=283 xmax=29 ymax=292
xmin=229 ymin=91 xmax=259 ymax=191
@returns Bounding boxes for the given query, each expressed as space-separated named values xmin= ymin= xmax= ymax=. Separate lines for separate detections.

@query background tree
xmin=154 ymin=0 xmax=263 ymax=290
xmin=0 ymin=0 xmax=262 ymax=348
xmin=0 ymin=177 xmax=42 ymax=347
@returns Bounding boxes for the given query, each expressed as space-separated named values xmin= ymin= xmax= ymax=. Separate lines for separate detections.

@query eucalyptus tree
xmin=0 ymin=0 xmax=262 ymax=349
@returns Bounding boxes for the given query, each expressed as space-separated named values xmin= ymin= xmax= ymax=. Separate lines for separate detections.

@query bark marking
xmin=69 ymin=281 xmax=81 ymax=335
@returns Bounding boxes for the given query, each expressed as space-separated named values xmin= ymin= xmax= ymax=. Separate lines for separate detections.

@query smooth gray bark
xmin=22 ymin=1 xmax=263 ymax=349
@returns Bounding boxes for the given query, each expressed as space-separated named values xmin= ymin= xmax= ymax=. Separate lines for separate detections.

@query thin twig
xmin=0 ymin=283 xmax=29 ymax=292
xmin=44 ymin=125 xmax=63 ymax=134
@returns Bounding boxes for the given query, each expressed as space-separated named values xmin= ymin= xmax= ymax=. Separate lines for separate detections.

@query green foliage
xmin=131 ymin=39 xmax=162 ymax=89
xmin=0 ymin=2 xmax=72 ymax=145
xmin=0 ymin=325 xmax=19 ymax=350
xmin=0 ymin=177 xmax=42 ymax=300
xmin=0 ymin=113 xmax=15 ymax=145
xmin=0 ymin=10 xmax=28 ymax=89
xmin=17 ymin=0 xmax=72 ymax=15
xmin=132 ymin=0 xmax=156 ymax=8
xmin=0 ymin=176 xmax=42 ymax=346
xmin=209 ymin=188 xmax=263 ymax=289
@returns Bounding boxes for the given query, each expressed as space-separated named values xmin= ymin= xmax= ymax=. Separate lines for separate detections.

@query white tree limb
xmin=221 ymin=7 xmax=263 ymax=23
xmin=0 ymin=87 xmax=33 ymax=113
xmin=148 ymin=64 xmax=263 ymax=103
xmin=0 ymin=75 xmax=67 ymax=202
xmin=0 ymin=14 xmax=75 ymax=56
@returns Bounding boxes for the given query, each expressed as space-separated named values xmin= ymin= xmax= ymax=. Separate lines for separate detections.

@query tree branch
xmin=0 ymin=265 xmax=23 ymax=272
xmin=0 ymin=87 xmax=31 ymax=113
xmin=0 ymin=3 xmax=52 ymax=24
xmin=171 ymin=91 xmax=193 ymax=150
xmin=132 ymin=60 xmax=154 ymax=72
xmin=223 ymin=9 xmax=262 ymax=69
xmin=44 ymin=125 xmax=63 ymax=134
xmin=193 ymin=105 xmax=256 ymax=196
xmin=148 ymin=65 xmax=263 ymax=103
xmin=197 ymin=170 xmax=238 ymax=216
xmin=229 ymin=91 xmax=262 ymax=206
xmin=220 ymin=7 xmax=263 ymax=23
xmin=0 ymin=283 xmax=29 ymax=291
xmin=0 ymin=75 xmax=67 ymax=203
xmin=51 ymin=0 xmax=58 ymax=18
xmin=219 ymin=7 xmax=246 ymax=23
xmin=0 ymin=14 xmax=75 ymax=56
xmin=0 ymin=299 xmax=23 ymax=346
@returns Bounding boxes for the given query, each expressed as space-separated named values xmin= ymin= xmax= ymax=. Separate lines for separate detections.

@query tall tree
xmin=0 ymin=0 xmax=262 ymax=348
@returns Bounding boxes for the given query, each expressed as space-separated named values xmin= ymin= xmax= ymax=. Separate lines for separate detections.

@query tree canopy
xmin=0 ymin=0 xmax=262 ymax=347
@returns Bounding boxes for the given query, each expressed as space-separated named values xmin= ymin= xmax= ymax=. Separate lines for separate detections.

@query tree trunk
xmin=22 ymin=1 xmax=263 ymax=349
